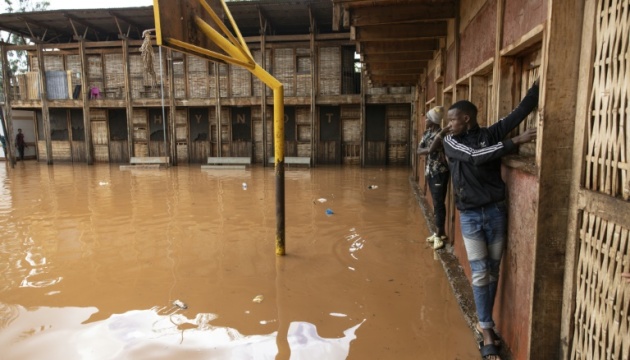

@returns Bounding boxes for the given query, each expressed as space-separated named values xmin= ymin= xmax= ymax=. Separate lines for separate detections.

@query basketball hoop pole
xmin=153 ymin=0 xmax=286 ymax=255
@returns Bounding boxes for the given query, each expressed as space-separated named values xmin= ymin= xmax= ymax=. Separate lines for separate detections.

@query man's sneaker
xmin=433 ymin=235 xmax=447 ymax=250
xmin=426 ymin=233 xmax=438 ymax=243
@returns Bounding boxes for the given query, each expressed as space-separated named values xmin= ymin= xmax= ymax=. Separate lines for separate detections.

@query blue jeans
xmin=459 ymin=201 xmax=507 ymax=330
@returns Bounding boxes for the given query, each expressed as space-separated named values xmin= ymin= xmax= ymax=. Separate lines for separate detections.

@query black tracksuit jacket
xmin=443 ymin=83 xmax=539 ymax=210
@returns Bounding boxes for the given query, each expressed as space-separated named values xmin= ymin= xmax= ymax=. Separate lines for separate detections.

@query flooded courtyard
xmin=0 ymin=162 xmax=478 ymax=359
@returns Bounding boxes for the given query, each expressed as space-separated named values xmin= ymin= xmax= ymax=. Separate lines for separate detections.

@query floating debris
xmin=172 ymin=299 xmax=188 ymax=310
xmin=325 ymin=208 xmax=334 ymax=215
xmin=253 ymin=295 xmax=264 ymax=303
xmin=317 ymin=198 xmax=327 ymax=203
xmin=98 ymin=181 xmax=109 ymax=186
xmin=367 ymin=185 xmax=378 ymax=189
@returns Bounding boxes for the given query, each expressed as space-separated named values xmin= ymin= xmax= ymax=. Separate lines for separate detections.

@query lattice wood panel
xmin=274 ymin=48 xmax=295 ymax=96
xmin=584 ymin=0 xmax=630 ymax=200
xmin=319 ymin=47 xmax=341 ymax=95
xmin=571 ymin=211 xmax=630 ymax=360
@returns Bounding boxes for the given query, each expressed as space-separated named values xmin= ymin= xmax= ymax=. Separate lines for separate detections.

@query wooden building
xmin=0 ymin=2 xmax=414 ymax=167
xmin=1 ymin=1 xmax=629 ymax=359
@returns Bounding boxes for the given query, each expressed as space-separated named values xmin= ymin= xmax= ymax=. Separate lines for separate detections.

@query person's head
xmin=425 ymin=106 xmax=444 ymax=128
xmin=447 ymin=101 xmax=478 ymax=136
xmin=18 ymin=128 xmax=22 ymax=133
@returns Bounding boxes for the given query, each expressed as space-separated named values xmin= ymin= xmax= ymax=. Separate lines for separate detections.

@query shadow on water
xmin=0 ymin=162 xmax=478 ymax=359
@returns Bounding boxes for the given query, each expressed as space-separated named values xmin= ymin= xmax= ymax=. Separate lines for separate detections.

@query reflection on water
xmin=0 ymin=163 xmax=478 ymax=359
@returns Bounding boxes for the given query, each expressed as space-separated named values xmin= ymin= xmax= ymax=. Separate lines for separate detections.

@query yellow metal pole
xmin=194 ymin=17 xmax=285 ymax=255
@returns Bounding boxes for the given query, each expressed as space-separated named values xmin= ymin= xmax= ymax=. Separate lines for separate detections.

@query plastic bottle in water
xmin=242 ymin=182 xmax=247 ymax=190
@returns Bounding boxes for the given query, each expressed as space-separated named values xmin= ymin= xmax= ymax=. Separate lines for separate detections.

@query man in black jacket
xmin=437 ymin=80 xmax=539 ymax=360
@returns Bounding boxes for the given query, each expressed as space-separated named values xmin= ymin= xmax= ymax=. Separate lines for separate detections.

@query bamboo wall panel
xmin=25 ymin=72 xmax=40 ymax=99
xmin=104 ymin=53 xmax=124 ymax=89
xmin=87 ymin=55 xmax=104 ymax=91
xmin=219 ymin=64 xmax=229 ymax=97
xmin=44 ymin=55 xmax=64 ymax=71
xmin=319 ymin=47 xmax=341 ymax=95
xmin=129 ymin=54 xmax=145 ymax=98
xmin=135 ymin=142 xmax=148 ymax=157
xmin=230 ymin=65 xmax=251 ymax=97
xmin=570 ymin=211 xmax=630 ymax=360
xmin=388 ymin=119 xmax=408 ymax=143
xmin=584 ymin=0 xmax=630 ymax=200
xmin=66 ymin=55 xmax=81 ymax=73
xmin=296 ymin=48 xmax=312 ymax=96
xmin=187 ymin=55 xmax=208 ymax=98
xmin=173 ymin=58 xmax=185 ymax=99
xmin=274 ymin=48 xmax=295 ymax=96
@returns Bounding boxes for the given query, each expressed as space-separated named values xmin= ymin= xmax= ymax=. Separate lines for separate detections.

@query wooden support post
xmin=360 ymin=64 xmax=366 ymax=167
xmin=122 ymin=38 xmax=134 ymax=161
xmin=215 ymin=62 xmax=221 ymax=157
xmin=530 ymin=0 xmax=585 ymax=359
xmin=1 ymin=44 xmax=16 ymax=166
xmin=560 ymin=0 xmax=597 ymax=358
xmin=310 ymin=24 xmax=317 ymax=167
xmin=261 ymin=33 xmax=267 ymax=165
xmin=167 ymin=48 xmax=177 ymax=165
xmin=79 ymin=40 xmax=92 ymax=165
xmin=36 ymin=44 xmax=52 ymax=165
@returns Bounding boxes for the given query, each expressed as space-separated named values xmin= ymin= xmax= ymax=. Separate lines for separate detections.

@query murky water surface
xmin=0 ymin=162 xmax=478 ymax=359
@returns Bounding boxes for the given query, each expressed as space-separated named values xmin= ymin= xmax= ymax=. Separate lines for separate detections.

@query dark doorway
xmin=148 ymin=108 xmax=167 ymax=156
xmin=189 ymin=107 xmax=210 ymax=163
xmin=108 ymin=109 xmax=129 ymax=163
xmin=231 ymin=107 xmax=252 ymax=158
xmin=365 ymin=105 xmax=387 ymax=166
xmin=70 ymin=109 xmax=86 ymax=162
xmin=318 ymin=106 xmax=341 ymax=164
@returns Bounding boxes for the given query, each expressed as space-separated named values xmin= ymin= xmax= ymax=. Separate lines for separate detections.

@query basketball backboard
xmin=153 ymin=0 xmax=229 ymax=63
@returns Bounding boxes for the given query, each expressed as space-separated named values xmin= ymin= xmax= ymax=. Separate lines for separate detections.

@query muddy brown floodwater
xmin=0 ymin=162 xmax=479 ymax=360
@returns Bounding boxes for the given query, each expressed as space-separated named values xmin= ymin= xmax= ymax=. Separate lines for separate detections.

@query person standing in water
xmin=15 ymin=128 xmax=27 ymax=161
xmin=417 ymin=106 xmax=450 ymax=250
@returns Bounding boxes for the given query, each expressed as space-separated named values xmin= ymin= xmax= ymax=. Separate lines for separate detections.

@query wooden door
xmin=365 ymin=105 xmax=386 ymax=166
xmin=318 ymin=106 xmax=341 ymax=164
xmin=231 ymin=107 xmax=252 ymax=158
xmin=189 ymin=107 xmax=210 ymax=163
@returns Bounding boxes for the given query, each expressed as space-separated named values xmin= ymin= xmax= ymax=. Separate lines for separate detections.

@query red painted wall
xmin=497 ymin=166 xmax=537 ymax=360
xmin=458 ymin=0 xmax=496 ymax=79
xmin=427 ymin=69 xmax=437 ymax=100
xmin=502 ymin=0 xmax=548 ymax=48
xmin=445 ymin=44 xmax=457 ymax=86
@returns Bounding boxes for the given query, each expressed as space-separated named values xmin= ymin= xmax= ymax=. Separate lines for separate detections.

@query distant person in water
xmin=15 ymin=128 xmax=27 ymax=161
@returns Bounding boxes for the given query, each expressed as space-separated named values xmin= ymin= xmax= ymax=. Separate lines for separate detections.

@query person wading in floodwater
xmin=417 ymin=106 xmax=449 ymax=250
xmin=437 ymin=79 xmax=540 ymax=360
xmin=15 ymin=128 xmax=27 ymax=161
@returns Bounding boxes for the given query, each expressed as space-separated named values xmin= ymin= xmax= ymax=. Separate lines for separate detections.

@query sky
xmin=0 ymin=0 xmax=153 ymax=12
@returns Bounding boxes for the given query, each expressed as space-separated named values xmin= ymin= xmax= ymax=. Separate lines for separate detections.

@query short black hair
xmin=449 ymin=100 xmax=478 ymax=121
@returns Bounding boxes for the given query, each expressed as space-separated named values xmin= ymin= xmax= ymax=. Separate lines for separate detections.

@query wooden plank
xmin=530 ymin=0 xmax=586 ymax=359
xmin=129 ymin=156 xmax=170 ymax=164
xmin=201 ymin=164 xmax=247 ymax=170
xmin=267 ymin=156 xmax=311 ymax=166
xmin=350 ymin=3 xmax=456 ymax=27
xmin=207 ymin=156 xmax=251 ymax=165
xmin=354 ymin=22 xmax=448 ymax=42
